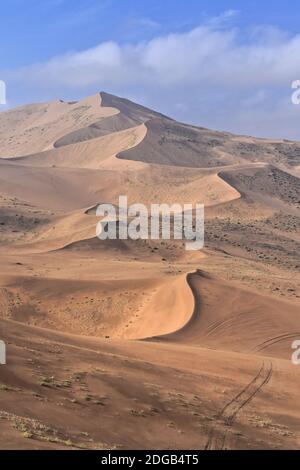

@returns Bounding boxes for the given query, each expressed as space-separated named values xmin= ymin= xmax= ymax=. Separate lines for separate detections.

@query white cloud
xmin=3 ymin=19 xmax=300 ymax=139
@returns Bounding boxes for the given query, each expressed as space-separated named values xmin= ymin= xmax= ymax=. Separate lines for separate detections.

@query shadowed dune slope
xmin=0 ymin=94 xmax=118 ymax=158
xmin=52 ymin=91 xmax=168 ymax=147
xmin=118 ymin=117 xmax=235 ymax=168
xmin=53 ymin=113 xmax=140 ymax=148
xmin=0 ymin=91 xmax=300 ymax=451
xmin=219 ymin=166 xmax=300 ymax=212
xmin=13 ymin=124 xmax=147 ymax=169
xmin=158 ymin=271 xmax=300 ymax=360
xmin=118 ymin=117 xmax=300 ymax=169
xmin=95 ymin=95 xmax=300 ymax=170
xmin=100 ymin=91 xmax=168 ymax=121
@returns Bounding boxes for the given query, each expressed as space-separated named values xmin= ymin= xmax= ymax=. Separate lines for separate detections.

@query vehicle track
xmin=249 ymin=333 xmax=300 ymax=354
xmin=204 ymin=307 xmax=261 ymax=338
xmin=205 ymin=362 xmax=273 ymax=450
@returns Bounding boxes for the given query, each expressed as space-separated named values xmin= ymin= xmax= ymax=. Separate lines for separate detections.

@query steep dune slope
xmin=53 ymin=113 xmax=139 ymax=148
xmin=0 ymin=94 xmax=118 ymax=158
xmin=14 ymin=124 xmax=147 ymax=169
xmin=118 ymin=117 xmax=300 ymax=169
xmin=52 ymin=91 xmax=166 ymax=147
xmin=160 ymin=271 xmax=300 ymax=360
xmin=0 ymin=91 xmax=300 ymax=451
xmin=220 ymin=165 xmax=300 ymax=212
xmin=0 ymin=271 xmax=194 ymax=339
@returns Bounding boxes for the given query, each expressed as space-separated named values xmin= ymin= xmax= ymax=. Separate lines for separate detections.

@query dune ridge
xmin=0 ymin=92 xmax=299 ymax=450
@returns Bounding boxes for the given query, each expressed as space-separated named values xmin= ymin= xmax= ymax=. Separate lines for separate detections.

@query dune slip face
xmin=0 ymin=92 xmax=299 ymax=450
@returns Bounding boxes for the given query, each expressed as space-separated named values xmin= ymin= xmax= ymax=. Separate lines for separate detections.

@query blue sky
xmin=2 ymin=0 xmax=300 ymax=67
xmin=1 ymin=0 xmax=300 ymax=138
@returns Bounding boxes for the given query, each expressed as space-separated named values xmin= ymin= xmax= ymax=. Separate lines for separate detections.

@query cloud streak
xmin=3 ymin=18 xmax=300 ymax=139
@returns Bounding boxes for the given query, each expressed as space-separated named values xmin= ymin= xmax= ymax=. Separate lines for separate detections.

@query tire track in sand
xmin=249 ymin=333 xmax=300 ymax=354
xmin=205 ymin=362 xmax=273 ymax=450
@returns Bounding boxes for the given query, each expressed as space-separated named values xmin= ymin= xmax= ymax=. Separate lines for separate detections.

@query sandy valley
xmin=0 ymin=92 xmax=299 ymax=450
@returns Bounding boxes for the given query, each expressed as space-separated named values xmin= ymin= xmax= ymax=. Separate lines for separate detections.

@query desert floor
xmin=0 ymin=93 xmax=299 ymax=449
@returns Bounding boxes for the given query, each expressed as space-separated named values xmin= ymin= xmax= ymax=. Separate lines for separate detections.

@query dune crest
xmin=0 ymin=91 xmax=299 ymax=450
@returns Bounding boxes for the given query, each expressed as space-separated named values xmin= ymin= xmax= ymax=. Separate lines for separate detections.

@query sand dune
xmin=1 ymin=318 xmax=299 ymax=450
xmin=0 ymin=269 xmax=194 ymax=339
xmin=0 ymin=159 xmax=123 ymax=210
xmin=0 ymin=94 xmax=119 ymax=158
xmin=220 ymin=165 xmax=300 ymax=213
xmin=158 ymin=271 xmax=300 ymax=360
xmin=0 ymin=91 xmax=299 ymax=450
xmin=13 ymin=124 xmax=147 ymax=169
